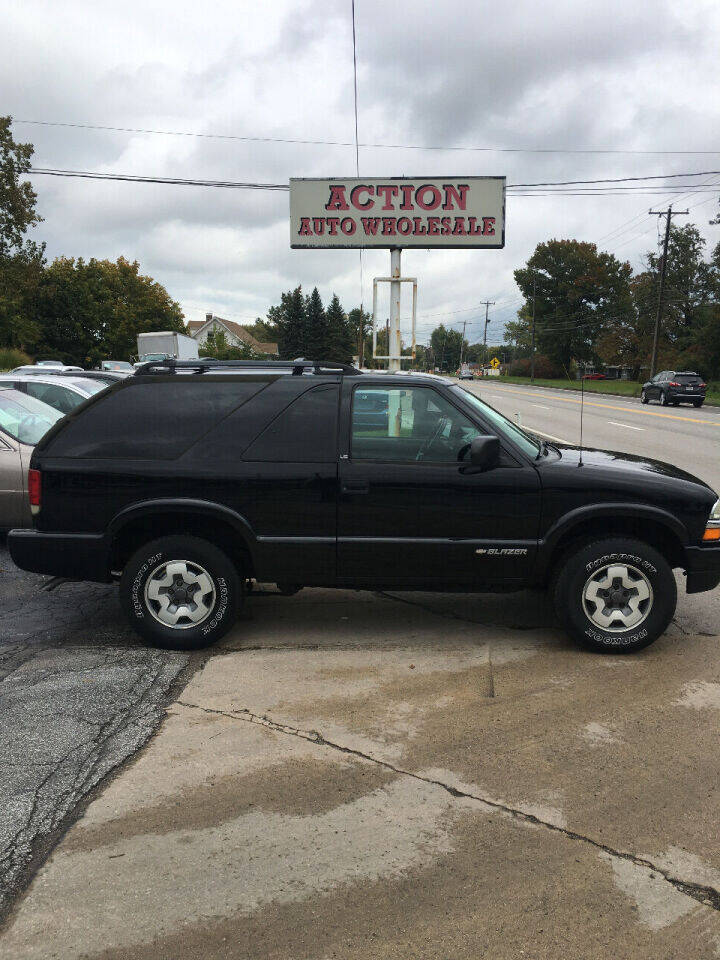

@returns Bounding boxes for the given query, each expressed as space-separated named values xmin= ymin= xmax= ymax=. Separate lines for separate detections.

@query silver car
xmin=0 ymin=374 xmax=107 ymax=415
xmin=0 ymin=388 xmax=63 ymax=530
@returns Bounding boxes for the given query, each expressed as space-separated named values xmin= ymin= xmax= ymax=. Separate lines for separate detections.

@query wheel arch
xmin=108 ymin=499 xmax=257 ymax=577
xmin=539 ymin=504 xmax=687 ymax=585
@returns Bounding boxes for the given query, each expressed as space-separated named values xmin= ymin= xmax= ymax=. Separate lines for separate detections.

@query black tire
xmin=120 ymin=536 xmax=242 ymax=650
xmin=693 ymin=400 xmax=703 ymax=408
xmin=553 ymin=537 xmax=676 ymax=654
xmin=277 ymin=583 xmax=302 ymax=596
xmin=640 ymin=390 xmax=648 ymax=404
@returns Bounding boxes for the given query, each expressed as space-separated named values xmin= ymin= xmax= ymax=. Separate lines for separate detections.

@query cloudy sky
xmin=4 ymin=0 xmax=720 ymax=346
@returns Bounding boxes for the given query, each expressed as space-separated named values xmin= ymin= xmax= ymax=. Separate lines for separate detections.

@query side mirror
xmin=469 ymin=435 xmax=500 ymax=471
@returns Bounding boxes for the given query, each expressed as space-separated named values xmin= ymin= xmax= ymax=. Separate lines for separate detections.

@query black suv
xmin=8 ymin=359 xmax=720 ymax=654
xmin=641 ymin=370 xmax=707 ymax=407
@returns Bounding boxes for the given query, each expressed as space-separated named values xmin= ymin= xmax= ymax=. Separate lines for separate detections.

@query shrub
xmin=507 ymin=354 xmax=564 ymax=379
xmin=0 ymin=348 xmax=32 ymax=371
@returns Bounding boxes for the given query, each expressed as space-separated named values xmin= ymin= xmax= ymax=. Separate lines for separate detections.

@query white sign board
xmin=290 ymin=177 xmax=505 ymax=249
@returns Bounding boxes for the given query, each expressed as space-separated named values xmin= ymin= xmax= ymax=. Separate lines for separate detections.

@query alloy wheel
xmin=144 ymin=560 xmax=216 ymax=629
xmin=581 ymin=562 xmax=653 ymax=632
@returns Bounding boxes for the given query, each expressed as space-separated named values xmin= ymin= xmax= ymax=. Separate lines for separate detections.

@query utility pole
xmin=460 ymin=317 xmax=468 ymax=367
xmin=530 ymin=276 xmax=537 ymax=383
xmin=480 ymin=300 xmax=495 ymax=366
xmin=648 ymin=206 xmax=687 ymax=378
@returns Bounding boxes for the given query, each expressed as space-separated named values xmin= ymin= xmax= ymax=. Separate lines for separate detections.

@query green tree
xmin=630 ymin=224 xmax=719 ymax=374
xmin=513 ymin=240 xmax=634 ymax=372
xmin=271 ymin=286 xmax=307 ymax=359
xmin=33 ymin=257 xmax=184 ymax=365
xmin=325 ymin=294 xmax=354 ymax=363
xmin=429 ymin=324 xmax=465 ymax=371
xmin=199 ymin=328 xmax=259 ymax=360
xmin=0 ymin=117 xmax=46 ymax=352
xmin=348 ymin=306 xmax=371 ymax=365
xmin=304 ymin=286 xmax=328 ymax=358
xmin=0 ymin=117 xmax=42 ymax=256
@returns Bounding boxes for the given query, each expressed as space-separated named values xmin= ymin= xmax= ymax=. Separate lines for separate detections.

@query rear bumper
xmin=7 ymin=529 xmax=112 ymax=582
xmin=684 ymin=544 xmax=720 ymax=594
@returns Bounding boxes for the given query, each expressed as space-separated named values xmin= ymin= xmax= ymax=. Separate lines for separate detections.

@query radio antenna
xmin=579 ymin=375 xmax=585 ymax=466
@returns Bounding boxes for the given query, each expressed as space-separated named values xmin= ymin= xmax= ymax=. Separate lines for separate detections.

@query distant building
xmin=187 ymin=312 xmax=278 ymax=356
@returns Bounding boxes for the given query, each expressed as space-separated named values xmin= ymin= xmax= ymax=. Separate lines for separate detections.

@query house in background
xmin=187 ymin=312 xmax=278 ymax=356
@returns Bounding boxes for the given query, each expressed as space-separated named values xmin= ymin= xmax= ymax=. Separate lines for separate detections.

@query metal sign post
xmin=371 ymin=250 xmax=417 ymax=370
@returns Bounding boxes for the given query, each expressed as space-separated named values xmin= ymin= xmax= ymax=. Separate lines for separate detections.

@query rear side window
xmin=47 ymin=381 xmax=264 ymax=459
xmin=23 ymin=382 xmax=82 ymax=414
xmin=243 ymin=384 xmax=339 ymax=462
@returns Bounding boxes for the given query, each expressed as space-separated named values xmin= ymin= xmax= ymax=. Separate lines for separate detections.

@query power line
xmin=26 ymin=166 xmax=720 ymax=191
xmin=14 ymin=119 xmax=720 ymax=156
xmin=27 ymin=168 xmax=288 ymax=189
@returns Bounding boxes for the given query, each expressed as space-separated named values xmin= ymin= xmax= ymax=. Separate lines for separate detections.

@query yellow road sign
xmin=490 ymin=357 xmax=500 ymax=369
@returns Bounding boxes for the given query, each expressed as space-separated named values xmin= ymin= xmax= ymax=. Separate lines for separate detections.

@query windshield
xmin=104 ymin=361 xmax=133 ymax=370
xmin=0 ymin=390 xmax=64 ymax=445
xmin=451 ymin=385 xmax=542 ymax=458
xmin=139 ymin=354 xmax=168 ymax=362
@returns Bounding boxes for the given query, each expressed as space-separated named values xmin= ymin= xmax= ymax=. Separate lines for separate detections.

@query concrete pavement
xmin=2 ymin=584 xmax=719 ymax=959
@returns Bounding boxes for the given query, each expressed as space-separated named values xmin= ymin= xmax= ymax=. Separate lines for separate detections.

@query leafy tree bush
xmin=507 ymin=355 xmax=564 ymax=378
xmin=0 ymin=347 xmax=31 ymax=370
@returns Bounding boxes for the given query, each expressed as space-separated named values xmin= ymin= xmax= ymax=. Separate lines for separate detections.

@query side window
xmin=47 ymin=381 xmax=263 ymax=459
xmin=351 ymin=386 xmax=479 ymax=462
xmin=24 ymin=382 xmax=79 ymax=414
xmin=243 ymin=383 xmax=339 ymax=462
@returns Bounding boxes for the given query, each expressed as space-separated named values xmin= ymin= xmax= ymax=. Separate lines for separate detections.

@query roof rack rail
xmin=135 ymin=359 xmax=363 ymax=377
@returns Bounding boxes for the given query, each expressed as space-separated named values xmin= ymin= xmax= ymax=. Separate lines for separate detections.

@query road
xmin=460 ymin=379 xmax=720 ymax=494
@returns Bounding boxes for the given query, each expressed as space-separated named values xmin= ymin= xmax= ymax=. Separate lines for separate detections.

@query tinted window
xmin=351 ymin=385 xmax=480 ymax=462
xmin=48 ymin=381 xmax=264 ymax=459
xmin=243 ymin=384 xmax=339 ymax=462
xmin=675 ymin=374 xmax=701 ymax=384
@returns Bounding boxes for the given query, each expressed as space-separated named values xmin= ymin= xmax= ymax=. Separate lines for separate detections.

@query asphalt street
xmin=0 ymin=543 xmax=189 ymax=922
xmin=461 ymin=379 xmax=720 ymax=494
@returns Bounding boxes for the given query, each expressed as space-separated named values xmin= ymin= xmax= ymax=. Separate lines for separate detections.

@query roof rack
xmin=135 ymin=359 xmax=363 ymax=377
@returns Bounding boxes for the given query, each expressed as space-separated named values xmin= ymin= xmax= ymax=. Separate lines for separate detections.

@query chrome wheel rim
xmin=582 ymin=563 xmax=653 ymax=633
xmin=144 ymin=560 xmax=216 ymax=629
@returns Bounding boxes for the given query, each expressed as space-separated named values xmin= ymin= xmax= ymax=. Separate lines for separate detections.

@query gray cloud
xmin=4 ymin=0 xmax=719 ymax=339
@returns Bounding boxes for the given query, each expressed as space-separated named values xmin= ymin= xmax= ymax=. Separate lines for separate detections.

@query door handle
xmin=341 ymin=479 xmax=369 ymax=494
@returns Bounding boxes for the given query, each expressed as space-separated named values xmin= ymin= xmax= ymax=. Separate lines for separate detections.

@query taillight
xmin=700 ymin=383 xmax=707 ymax=389
xmin=28 ymin=469 xmax=41 ymax=510
xmin=668 ymin=381 xmax=680 ymax=387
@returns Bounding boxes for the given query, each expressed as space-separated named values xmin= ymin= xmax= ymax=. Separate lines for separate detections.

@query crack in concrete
xmin=377 ymin=590 xmax=552 ymax=632
xmin=176 ymin=699 xmax=720 ymax=914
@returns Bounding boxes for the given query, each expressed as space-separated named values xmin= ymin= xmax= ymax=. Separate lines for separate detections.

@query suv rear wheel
xmin=120 ymin=535 xmax=241 ymax=650
xmin=553 ymin=537 xmax=676 ymax=654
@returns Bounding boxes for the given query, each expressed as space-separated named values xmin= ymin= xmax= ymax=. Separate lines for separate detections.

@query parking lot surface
xmin=1 ymin=548 xmax=719 ymax=958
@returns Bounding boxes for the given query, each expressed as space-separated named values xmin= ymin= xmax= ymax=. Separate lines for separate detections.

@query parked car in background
xmin=582 ymin=373 xmax=606 ymax=380
xmin=641 ymin=371 xmax=707 ymax=408
xmin=0 ymin=375 xmax=107 ymax=415
xmin=100 ymin=361 xmax=134 ymax=372
xmin=0 ymin=387 xmax=63 ymax=530
xmin=12 ymin=364 xmax=84 ymax=374
xmin=35 ymin=360 xmax=65 ymax=368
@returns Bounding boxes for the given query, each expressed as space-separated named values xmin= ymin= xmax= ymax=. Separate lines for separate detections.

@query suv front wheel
xmin=120 ymin=535 xmax=241 ymax=650
xmin=553 ymin=537 xmax=676 ymax=654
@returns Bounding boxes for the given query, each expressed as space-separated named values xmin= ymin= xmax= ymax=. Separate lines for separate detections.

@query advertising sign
xmin=290 ymin=176 xmax=505 ymax=249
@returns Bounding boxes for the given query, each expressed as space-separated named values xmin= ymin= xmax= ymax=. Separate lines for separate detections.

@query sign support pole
xmin=389 ymin=247 xmax=401 ymax=372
